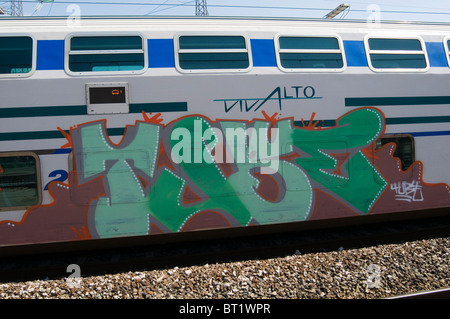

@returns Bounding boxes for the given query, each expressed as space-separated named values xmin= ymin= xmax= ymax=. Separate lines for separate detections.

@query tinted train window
xmin=0 ymin=36 xmax=33 ymax=75
xmin=376 ymin=135 xmax=415 ymax=171
xmin=0 ymin=153 xmax=41 ymax=209
xmin=366 ymin=38 xmax=428 ymax=70
xmin=277 ymin=36 xmax=344 ymax=70
xmin=177 ymin=35 xmax=250 ymax=71
xmin=68 ymin=35 xmax=145 ymax=73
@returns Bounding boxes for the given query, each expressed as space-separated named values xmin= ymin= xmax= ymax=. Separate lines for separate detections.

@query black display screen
xmin=89 ymin=86 xmax=126 ymax=104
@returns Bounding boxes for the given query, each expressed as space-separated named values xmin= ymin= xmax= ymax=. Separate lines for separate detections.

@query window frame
xmin=275 ymin=33 xmax=347 ymax=73
xmin=0 ymin=33 xmax=36 ymax=79
xmin=174 ymin=32 xmax=253 ymax=74
xmin=64 ymin=32 xmax=148 ymax=76
xmin=0 ymin=151 xmax=42 ymax=211
xmin=364 ymin=35 xmax=429 ymax=73
xmin=442 ymin=36 xmax=450 ymax=68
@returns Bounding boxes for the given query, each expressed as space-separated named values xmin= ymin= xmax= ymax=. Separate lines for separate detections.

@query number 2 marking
xmin=44 ymin=170 xmax=69 ymax=190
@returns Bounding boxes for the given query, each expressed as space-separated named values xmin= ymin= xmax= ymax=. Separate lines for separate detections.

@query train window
xmin=176 ymin=35 xmax=250 ymax=72
xmin=67 ymin=35 xmax=146 ymax=74
xmin=0 ymin=153 xmax=41 ymax=210
xmin=0 ymin=36 xmax=34 ymax=76
xmin=365 ymin=37 xmax=428 ymax=71
xmin=276 ymin=36 xmax=345 ymax=71
xmin=376 ymin=134 xmax=415 ymax=171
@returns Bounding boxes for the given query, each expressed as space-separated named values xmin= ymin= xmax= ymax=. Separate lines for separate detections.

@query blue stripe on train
xmin=343 ymin=40 xmax=368 ymax=67
xmin=250 ymin=39 xmax=277 ymax=67
xmin=343 ymin=40 xmax=449 ymax=68
xmin=148 ymin=39 xmax=175 ymax=68
xmin=34 ymin=39 xmax=450 ymax=71
xmin=147 ymin=38 xmax=279 ymax=68
xmin=36 ymin=40 xmax=65 ymax=70
xmin=425 ymin=42 xmax=448 ymax=67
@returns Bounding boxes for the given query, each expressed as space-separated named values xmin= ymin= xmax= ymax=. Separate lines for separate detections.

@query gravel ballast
xmin=0 ymin=236 xmax=448 ymax=299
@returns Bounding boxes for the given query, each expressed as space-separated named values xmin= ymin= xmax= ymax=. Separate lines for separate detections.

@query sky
xmin=2 ymin=0 xmax=450 ymax=23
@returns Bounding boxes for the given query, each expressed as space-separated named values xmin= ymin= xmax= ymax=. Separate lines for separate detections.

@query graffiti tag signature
xmin=390 ymin=181 xmax=424 ymax=202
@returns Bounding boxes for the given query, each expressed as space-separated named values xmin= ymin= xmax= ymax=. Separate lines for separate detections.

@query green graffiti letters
xmin=292 ymin=108 xmax=387 ymax=213
xmin=71 ymin=121 xmax=160 ymax=238
xmin=70 ymin=108 xmax=386 ymax=239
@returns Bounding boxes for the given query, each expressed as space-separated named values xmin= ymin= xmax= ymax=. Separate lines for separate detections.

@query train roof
xmin=2 ymin=15 xmax=450 ymax=36
xmin=0 ymin=15 xmax=450 ymax=26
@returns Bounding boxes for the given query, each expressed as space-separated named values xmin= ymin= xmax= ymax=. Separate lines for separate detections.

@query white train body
xmin=0 ymin=17 xmax=449 ymax=246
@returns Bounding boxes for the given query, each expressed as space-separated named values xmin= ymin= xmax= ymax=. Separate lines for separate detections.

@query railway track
xmin=1 ymin=213 xmax=449 ymax=286
xmin=388 ymin=287 xmax=450 ymax=299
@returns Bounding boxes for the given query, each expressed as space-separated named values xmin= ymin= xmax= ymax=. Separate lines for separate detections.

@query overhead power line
xmin=11 ymin=1 xmax=450 ymax=18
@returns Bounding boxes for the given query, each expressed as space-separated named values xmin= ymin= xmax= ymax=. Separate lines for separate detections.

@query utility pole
xmin=1 ymin=1 xmax=53 ymax=17
xmin=9 ymin=0 xmax=23 ymax=16
xmin=195 ymin=0 xmax=208 ymax=16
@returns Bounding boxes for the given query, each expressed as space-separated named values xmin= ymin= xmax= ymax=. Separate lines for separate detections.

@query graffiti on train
xmin=390 ymin=181 xmax=424 ymax=202
xmin=1 ymin=107 xmax=450 ymax=245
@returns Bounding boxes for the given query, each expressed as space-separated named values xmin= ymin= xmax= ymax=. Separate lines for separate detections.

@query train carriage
xmin=1 ymin=16 xmax=450 ymax=251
